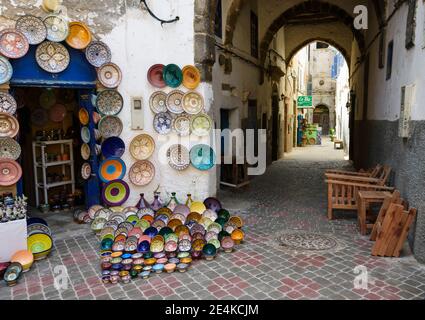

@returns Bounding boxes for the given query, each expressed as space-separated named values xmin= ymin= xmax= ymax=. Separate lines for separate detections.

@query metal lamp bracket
xmin=140 ymin=0 xmax=180 ymax=26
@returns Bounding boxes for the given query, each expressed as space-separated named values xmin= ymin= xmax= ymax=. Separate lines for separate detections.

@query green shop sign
xmin=297 ymin=96 xmax=313 ymax=108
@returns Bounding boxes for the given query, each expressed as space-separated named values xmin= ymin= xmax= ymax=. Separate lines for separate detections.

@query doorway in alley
xmin=313 ymin=105 xmax=330 ymax=135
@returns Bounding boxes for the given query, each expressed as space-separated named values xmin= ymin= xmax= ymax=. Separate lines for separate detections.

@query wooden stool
xmin=356 ymin=190 xmax=393 ymax=235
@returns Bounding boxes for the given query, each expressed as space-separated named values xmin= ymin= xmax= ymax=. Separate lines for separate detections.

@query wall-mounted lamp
xmin=140 ymin=0 xmax=179 ymax=26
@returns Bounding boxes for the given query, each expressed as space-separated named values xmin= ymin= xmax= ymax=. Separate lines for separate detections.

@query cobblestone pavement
xmin=1 ymin=141 xmax=425 ymax=300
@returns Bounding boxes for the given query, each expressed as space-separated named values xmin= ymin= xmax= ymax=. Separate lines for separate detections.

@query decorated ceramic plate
xmin=95 ymin=208 xmax=112 ymax=220
xmin=98 ymin=115 xmax=123 ymax=138
xmin=99 ymin=158 xmax=126 ymax=183
xmin=128 ymin=160 xmax=155 ymax=186
xmin=171 ymin=113 xmax=190 ymax=136
xmin=0 ymin=159 xmax=22 ymax=186
xmin=182 ymin=91 xmax=204 ymax=115
xmin=85 ymin=41 xmax=112 ymax=67
xmin=101 ymin=137 xmax=125 ymax=159
xmin=182 ymin=65 xmax=201 ymax=90
xmin=153 ymin=112 xmax=172 ymax=135
xmin=190 ymin=144 xmax=216 ymax=171
xmin=147 ymin=64 xmax=166 ymax=88
xmin=167 ymin=144 xmax=190 ymax=171
xmin=98 ymin=63 xmax=122 ymax=88
xmin=0 ymin=113 xmax=19 ymax=138
xmin=0 ymin=92 xmax=17 ymax=115
xmin=149 ymin=91 xmax=167 ymax=114
xmin=43 ymin=14 xmax=69 ymax=42
xmin=166 ymin=90 xmax=184 ymax=114
xmin=0 ymin=29 xmax=29 ymax=59
xmin=36 ymin=41 xmax=70 ymax=73
xmin=27 ymin=223 xmax=51 ymax=236
xmin=81 ymin=162 xmax=91 ymax=180
xmin=89 ymin=205 xmax=104 ymax=221
xmin=0 ymin=137 xmax=21 ymax=160
xmin=102 ymin=179 xmax=130 ymax=207
xmin=15 ymin=15 xmax=47 ymax=45
xmin=190 ymin=113 xmax=212 ymax=137
xmin=66 ymin=21 xmax=92 ymax=49
xmin=0 ymin=56 xmax=13 ymax=85
xmin=31 ymin=108 xmax=48 ymax=127
xmin=78 ymin=108 xmax=89 ymax=125
xmin=203 ymin=197 xmax=222 ymax=212
xmin=96 ymin=90 xmax=123 ymax=116
xmin=163 ymin=64 xmax=183 ymax=88
xmin=49 ymin=103 xmax=67 ymax=122
xmin=81 ymin=143 xmax=91 ymax=161
xmin=80 ymin=126 xmax=90 ymax=144
xmin=129 ymin=134 xmax=155 ymax=160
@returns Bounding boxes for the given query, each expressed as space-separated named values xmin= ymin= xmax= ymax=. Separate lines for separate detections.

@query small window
xmin=214 ymin=0 xmax=222 ymax=38
xmin=250 ymin=11 xmax=259 ymax=58
xmin=316 ymin=42 xmax=329 ymax=49
xmin=386 ymin=40 xmax=394 ymax=80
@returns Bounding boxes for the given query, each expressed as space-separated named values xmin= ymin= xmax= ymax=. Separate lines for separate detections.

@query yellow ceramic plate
xmin=182 ymin=65 xmax=200 ymax=90
xmin=66 ymin=22 xmax=92 ymax=50
xmin=129 ymin=134 xmax=155 ymax=160
xmin=190 ymin=202 xmax=206 ymax=214
xmin=79 ymin=108 xmax=89 ymax=125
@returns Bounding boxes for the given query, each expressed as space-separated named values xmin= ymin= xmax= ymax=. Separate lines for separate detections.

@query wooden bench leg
xmin=328 ymin=183 xmax=333 ymax=220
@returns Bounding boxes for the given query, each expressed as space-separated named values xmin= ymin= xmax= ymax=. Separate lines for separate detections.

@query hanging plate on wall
xmin=98 ymin=115 xmax=123 ymax=139
xmin=163 ymin=64 xmax=183 ymax=88
xmin=85 ymin=41 xmax=112 ymax=68
xmin=0 ymin=56 xmax=13 ymax=85
xmin=31 ymin=108 xmax=48 ymax=127
xmin=81 ymin=162 xmax=91 ymax=180
xmin=0 ymin=113 xmax=19 ymax=138
xmin=0 ymin=137 xmax=21 ymax=160
xmin=167 ymin=144 xmax=190 ymax=171
xmin=153 ymin=112 xmax=172 ymax=135
xmin=147 ymin=64 xmax=166 ymax=88
xmin=0 ymin=159 xmax=22 ymax=186
xmin=36 ymin=41 xmax=70 ymax=73
xmin=0 ymin=29 xmax=29 ymax=59
xmin=48 ymin=103 xmax=67 ymax=122
xmin=101 ymin=137 xmax=125 ymax=159
xmin=129 ymin=134 xmax=155 ymax=160
xmin=15 ymin=15 xmax=47 ymax=45
xmin=149 ymin=91 xmax=167 ymax=114
xmin=189 ymin=144 xmax=216 ymax=171
xmin=99 ymin=158 xmax=127 ymax=183
xmin=39 ymin=89 xmax=56 ymax=109
xmin=42 ymin=0 xmax=60 ymax=12
xmin=182 ymin=65 xmax=201 ymax=90
xmin=190 ymin=113 xmax=212 ymax=137
xmin=166 ymin=90 xmax=184 ymax=114
xmin=81 ymin=143 xmax=91 ymax=161
xmin=172 ymin=114 xmax=191 ymax=136
xmin=66 ymin=21 xmax=92 ymax=50
xmin=78 ymin=107 xmax=89 ymax=125
xmin=0 ymin=92 xmax=17 ymax=115
xmin=96 ymin=90 xmax=123 ymax=116
xmin=182 ymin=91 xmax=204 ymax=115
xmin=128 ymin=160 xmax=155 ymax=186
xmin=80 ymin=126 xmax=91 ymax=144
xmin=43 ymin=14 xmax=69 ymax=42
xmin=98 ymin=62 xmax=122 ymax=88
xmin=102 ymin=179 xmax=130 ymax=207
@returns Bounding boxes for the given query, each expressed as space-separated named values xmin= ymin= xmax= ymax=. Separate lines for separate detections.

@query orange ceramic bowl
xmin=168 ymin=219 xmax=182 ymax=231
xmin=11 ymin=250 xmax=34 ymax=272
xmin=175 ymin=225 xmax=189 ymax=237
xmin=229 ymin=216 xmax=243 ymax=228
xmin=231 ymin=229 xmax=244 ymax=244
xmin=186 ymin=212 xmax=201 ymax=223
xmin=141 ymin=215 xmax=154 ymax=224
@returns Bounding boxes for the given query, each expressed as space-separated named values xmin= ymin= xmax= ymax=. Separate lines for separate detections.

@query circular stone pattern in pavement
xmin=278 ymin=232 xmax=342 ymax=252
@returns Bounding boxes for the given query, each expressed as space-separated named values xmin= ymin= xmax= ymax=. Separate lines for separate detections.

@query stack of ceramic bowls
xmin=26 ymin=217 xmax=53 ymax=261
xmin=96 ymin=195 xmax=245 ymax=284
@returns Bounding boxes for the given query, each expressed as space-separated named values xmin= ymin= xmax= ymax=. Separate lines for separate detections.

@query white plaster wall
xmin=335 ymin=61 xmax=350 ymax=151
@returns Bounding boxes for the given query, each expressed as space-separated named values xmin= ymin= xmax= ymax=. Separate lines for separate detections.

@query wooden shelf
xmin=36 ymin=160 xmax=73 ymax=168
xmin=37 ymin=180 xmax=74 ymax=189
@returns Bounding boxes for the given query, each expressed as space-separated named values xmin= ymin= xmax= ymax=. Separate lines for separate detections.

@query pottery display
xmin=96 ymin=89 xmax=123 ymax=116
xmin=80 ymin=143 xmax=91 ymax=160
xmin=190 ymin=113 xmax=213 ymax=137
xmin=172 ymin=113 xmax=191 ymax=136
xmin=36 ymin=41 xmax=70 ymax=73
xmin=166 ymin=90 xmax=185 ymax=114
xmin=99 ymin=158 xmax=127 ymax=183
xmin=102 ymin=179 xmax=130 ymax=206
xmin=101 ymin=136 xmax=125 ymax=159
xmin=78 ymin=107 xmax=89 ymax=125
xmin=167 ymin=144 xmax=190 ymax=171
xmin=43 ymin=14 xmax=69 ymax=42
xmin=0 ymin=92 xmax=17 ymax=115
xmin=182 ymin=65 xmax=201 ymax=90
xmin=0 ymin=56 xmax=13 ymax=85
xmin=49 ymin=103 xmax=67 ymax=122
xmin=16 ymin=15 xmax=47 ymax=45
xmin=98 ymin=115 xmax=123 ymax=139
xmin=0 ymin=159 xmax=22 ymax=186
xmin=149 ymin=91 xmax=167 ymax=114
xmin=128 ymin=160 xmax=155 ymax=186
xmin=98 ymin=62 xmax=122 ymax=88
xmin=190 ymin=144 xmax=216 ymax=171
xmin=85 ymin=41 xmax=112 ymax=67
xmin=11 ymin=250 xmax=34 ymax=272
xmin=0 ymin=29 xmax=29 ymax=59
xmin=163 ymin=64 xmax=183 ymax=88
xmin=147 ymin=64 xmax=166 ymax=88
xmin=0 ymin=137 xmax=21 ymax=160
xmin=27 ymin=233 xmax=53 ymax=260
xmin=129 ymin=134 xmax=155 ymax=160
xmin=0 ymin=113 xmax=19 ymax=138
xmin=182 ymin=91 xmax=204 ymax=115
xmin=81 ymin=162 xmax=91 ymax=180
xmin=66 ymin=21 xmax=92 ymax=49
xmin=153 ymin=112 xmax=173 ymax=135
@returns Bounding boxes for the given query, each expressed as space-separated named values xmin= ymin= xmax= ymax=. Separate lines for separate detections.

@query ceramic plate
xmin=85 ymin=41 xmax=111 ymax=67
xmin=98 ymin=115 xmax=123 ymax=138
xmin=78 ymin=108 xmax=89 ymax=125
xmin=39 ymin=89 xmax=56 ymax=109
xmin=172 ymin=114 xmax=191 ymax=136
xmin=98 ymin=63 xmax=122 ymax=88
xmin=128 ymin=160 xmax=155 ymax=186
xmin=182 ymin=91 xmax=204 ymax=115
xmin=0 ymin=29 xmax=29 ymax=59
xmin=166 ymin=90 xmax=184 ymax=114
xmin=102 ymin=179 xmax=130 ymax=207
xmin=81 ymin=162 xmax=91 ymax=180
xmin=81 ymin=143 xmax=91 ymax=160
xmin=27 ymin=223 xmax=51 ymax=236
xmin=149 ymin=91 xmax=167 ymax=114
xmin=203 ymin=197 xmax=222 ymax=212
xmin=190 ymin=113 xmax=212 ymax=137
xmin=190 ymin=144 xmax=216 ymax=171
xmin=0 ymin=56 xmax=13 ymax=85
xmin=0 ymin=159 xmax=22 ymax=186
xmin=36 ymin=41 xmax=70 ymax=73
xmin=31 ymin=108 xmax=48 ymax=127
xmin=99 ymin=158 xmax=126 ymax=183
xmin=129 ymin=134 xmax=155 ymax=160
xmin=66 ymin=21 xmax=92 ymax=49
xmin=153 ymin=112 xmax=172 ymax=135
xmin=80 ymin=126 xmax=91 ymax=144
xmin=0 ymin=137 xmax=21 ymax=160
xmin=182 ymin=65 xmax=201 ymax=90
xmin=101 ymin=136 xmax=125 ymax=158
xmin=15 ymin=15 xmax=47 ymax=45
xmin=43 ymin=14 xmax=69 ymax=42
xmin=96 ymin=90 xmax=123 ymax=116
xmin=49 ymin=103 xmax=67 ymax=122
xmin=0 ymin=113 xmax=19 ymax=138
xmin=0 ymin=92 xmax=17 ymax=115
xmin=163 ymin=64 xmax=183 ymax=88
xmin=167 ymin=144 xmax=190 ymax=171
xmin=147 ymin=64 xmax=166 ymax=88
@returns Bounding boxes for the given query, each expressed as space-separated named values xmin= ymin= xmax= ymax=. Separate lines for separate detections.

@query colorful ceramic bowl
xmin=27 ymin=233 xmax=53 ymax=260
xmin=11 ymin=250 xmax=34 ymax=273
xmin=152 ymin=263 xmax=164 ymax=273
xmin=102 ymin=179 xmax=130 ymax=207
xmin=164 ymin=263 xmax=176 ymax=273
xmin=221 ymin=236 xmax=235 ymax=253
xmin=101 ymin=137 xmax=125 ymax=159
xmin=231 ymin=229 xmax=244 ymax=244
xmin=163 ymin=64 xmax=183 ymax=88
xmin=3 ymin=262 xmax=22 ymax=286
xmin=98 ymin=158 xmax=126 ymax=183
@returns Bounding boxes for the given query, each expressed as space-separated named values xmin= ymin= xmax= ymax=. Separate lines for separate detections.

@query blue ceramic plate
xmin=189 ymin=144 xmax=216 ymax=171
xmin=0 ymin=56 xmax=13 ymax=85
xmin=163 ymin=64 xmax=183 ymax=88
xmin=101 ymin=137 xmax=125 ymax=159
